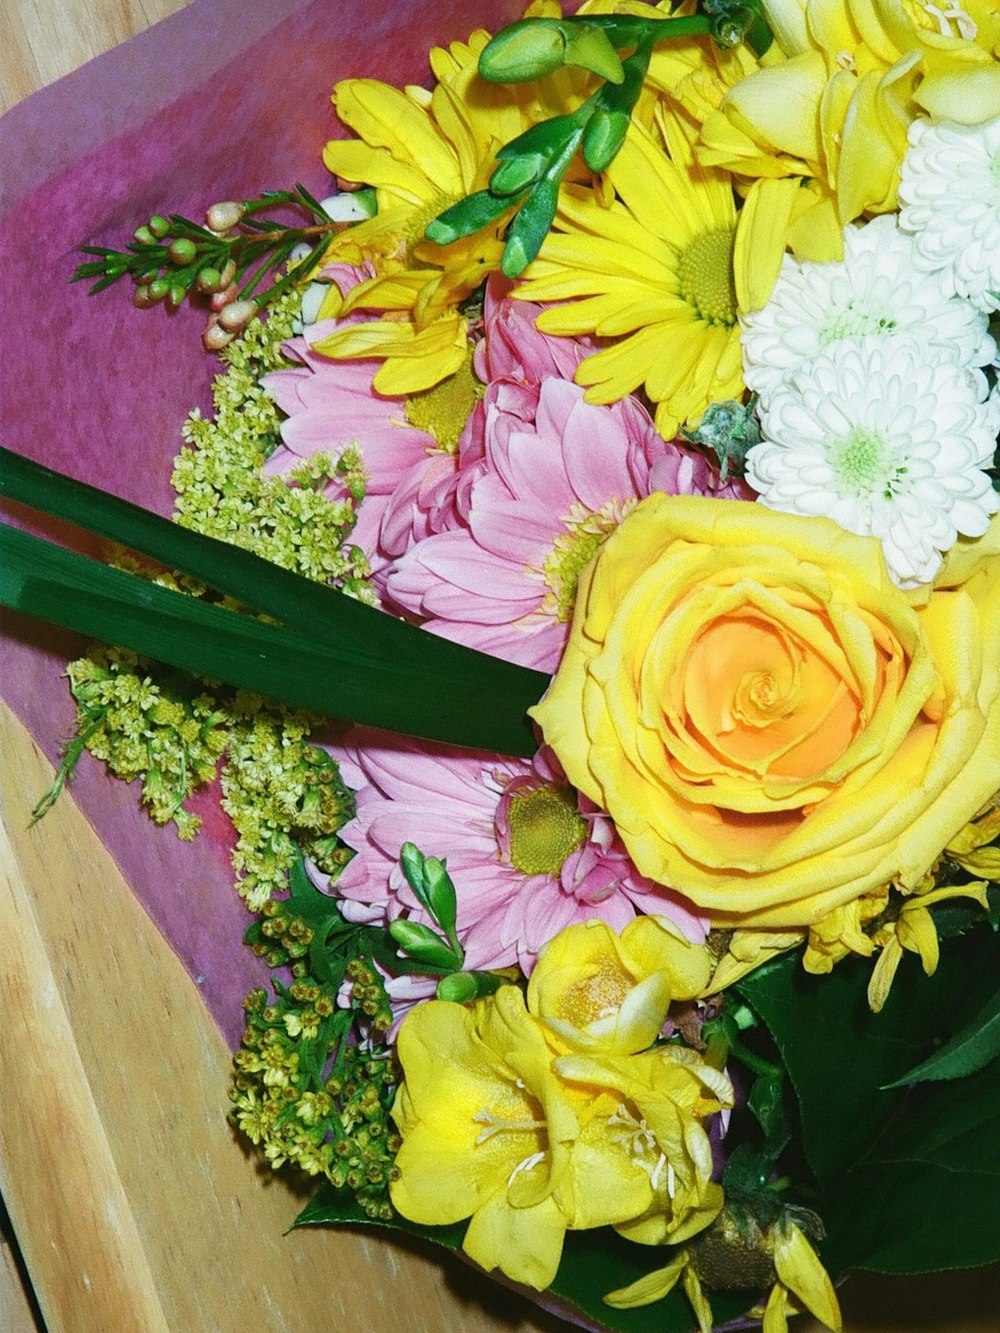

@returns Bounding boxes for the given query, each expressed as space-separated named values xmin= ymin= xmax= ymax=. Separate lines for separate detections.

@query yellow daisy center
xmin=404 ymin=347 xmax=484 ymax=451
xmin=678 ymin=228 xmax=737 ymax=326
xmin=507 ymin=783 xmax=587 ymax=876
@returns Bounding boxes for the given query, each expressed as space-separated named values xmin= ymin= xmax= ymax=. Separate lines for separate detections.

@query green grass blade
xmin=0 ymin=447 xmax=547 ymax=746
xmin=0 ymin=523 xmax=539 ymax=756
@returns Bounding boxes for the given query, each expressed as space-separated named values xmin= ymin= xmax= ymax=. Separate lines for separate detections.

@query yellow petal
xmin=867 ymin=935 xmax=903 ymax=1013
xmin=604 ymin=1252 xmax=687 ymax=1309
xmin=896 ymin=906 xmax=939 ymax=975
xmin=762 ymin=1281 xmax=791 ymax=1333
xmin=771 ymin=1223 xmax=842 ymax=1332
xmin=733 ymin=177 xmax=803 ymax=312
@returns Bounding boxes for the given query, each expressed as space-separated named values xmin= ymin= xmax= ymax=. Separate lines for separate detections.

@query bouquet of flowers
xmin=3 ymin=1 xmax=1000 ymax=1330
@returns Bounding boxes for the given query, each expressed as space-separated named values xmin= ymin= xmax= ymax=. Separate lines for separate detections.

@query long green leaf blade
xmin=0 ymin=448 xmax=547 ymax=747
xmin=0 ymin=523 xmax=538 ymax=755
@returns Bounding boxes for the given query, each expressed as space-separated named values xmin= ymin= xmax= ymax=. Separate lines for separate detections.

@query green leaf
xmin=0 ymin=449 xmax=547 ymax=755
xmin=294 ymin=1185 xmax=753 ymax=1332
xmin=0 ymin=522 xmax=541 ymax=756
xmin=823 ymin=1057 xmax=1000 ymax=1275
xmin=882 ymin=984 xmax=1000 ymax=1089
xmin=740 ymin=928 xmax=1000 ymax=1276
xmin=737 ymin=932 xmax=1000 ymax=1191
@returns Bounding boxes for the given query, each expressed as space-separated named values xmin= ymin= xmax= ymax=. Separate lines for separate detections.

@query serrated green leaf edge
xmin=881 ymin=984 xmax=1000 ymax=1089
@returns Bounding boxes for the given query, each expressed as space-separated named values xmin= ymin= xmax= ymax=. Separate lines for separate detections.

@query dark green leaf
xmin=882 ymin=984 xmax=1000 ymax=1088
xmin=738 ymin=932 xmax=1000 ymax=1191
xmin=0 ymin=449 xmax=547 ymax=754
xmin=823 ymin=1058 xmax=1000 ymax=1274
xmin=0 ymin=522 xmax=541 ymax=755
xmin=746 ymin=1070 xmax=789 ymax=1148
xmin=295 ymin=1185 xmax=753 ymax=1332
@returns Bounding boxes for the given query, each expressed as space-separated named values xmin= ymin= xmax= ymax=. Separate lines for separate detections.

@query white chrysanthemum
xmin=898 ymin=116 xmax=1000 ymax=313
xmin=747 ymin=336 xmax=1000 ymax=588
xmin=740 ymin=215 xmax=996 ymax=401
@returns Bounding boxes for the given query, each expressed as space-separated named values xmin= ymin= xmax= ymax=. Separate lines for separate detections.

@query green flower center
xmin=542 ymin=499 xmax=635 ymax=623
xmin=820 ymin=301 xmax=897 ymax=343
xmin=404 ymin=348 xmax=484 ymax=451
xmin=678 ymin=228 xmax=737 ymax=326
xmin=828 ymin=427 xmax=906 ymax=499
xmin=507 ymin=783 xmax=587 ymax=876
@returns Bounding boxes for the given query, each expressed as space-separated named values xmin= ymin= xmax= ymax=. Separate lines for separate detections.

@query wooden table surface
xmin=2 ymin=4 xmax=999 ymax=1332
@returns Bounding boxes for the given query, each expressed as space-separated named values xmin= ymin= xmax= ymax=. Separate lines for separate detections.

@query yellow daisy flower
xmin=316 ymin=12 xmax=585 ymax=394
xmin=513 ymin=104 xmax=779 ymax=439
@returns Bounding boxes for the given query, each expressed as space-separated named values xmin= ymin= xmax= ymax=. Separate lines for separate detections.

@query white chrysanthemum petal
xmin=747 ymin=335 xmax=1000 ymax=589
xmin=741 ymin=214 xmax=997 ymax=400
xmin=899 ymin=116 xmax=1000 ymax=312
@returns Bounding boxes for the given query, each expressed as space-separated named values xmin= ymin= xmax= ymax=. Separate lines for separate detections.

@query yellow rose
xmin=530 ymin=497 xmax=1000 ymax=928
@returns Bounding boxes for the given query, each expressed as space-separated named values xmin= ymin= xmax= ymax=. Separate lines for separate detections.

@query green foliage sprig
xmin=426 ymin=3 xmax=772 ymax=277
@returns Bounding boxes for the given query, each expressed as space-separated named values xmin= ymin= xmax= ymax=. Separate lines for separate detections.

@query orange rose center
xmin=679 ymin=610 xmax=863 ymax=783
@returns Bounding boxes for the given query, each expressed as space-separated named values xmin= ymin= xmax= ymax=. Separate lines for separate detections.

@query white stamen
xmin=507 ymin=1150 xmax=546 ymax=1186
xmin=920 ymin=1 xmax=977 ymax=38
xmin=473 ymin=1108 xmax=546 ymax=1145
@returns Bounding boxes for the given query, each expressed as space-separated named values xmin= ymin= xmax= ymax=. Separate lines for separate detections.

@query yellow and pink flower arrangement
xmin=3 ymin=2 xmax=1000 ymax=1330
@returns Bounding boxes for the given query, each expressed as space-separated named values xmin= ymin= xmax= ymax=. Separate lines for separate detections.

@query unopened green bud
xmin=196 ymin=266 xmax=222 ymax=293
xmin=421 ymin=856 xmax=458 ymax=937
xmin=489 ymin=154 xmax=545 ymax=197
xmin=147 ymin=214 xmax=170 ymax=238
xmin=165 ymin=283 xmax=187 ymax=309
xmin=168 ymin=237 xmax=198 ymax=266
xmin=389 ymin=919 xmax=460 ymax=970
xmin=436 ymin=971 xmax=504 ymax=1003
xmin=582 ymin=107 xmax=630 ymax=173
xmin=479 ymin=20 xmax=567 ymax=83
xmin=133 ymin=225 xmax=155 ymax=245
xmin=147 ymin=278 xmax=169 ymax=302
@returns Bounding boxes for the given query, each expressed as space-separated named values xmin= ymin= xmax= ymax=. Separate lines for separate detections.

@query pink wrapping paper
xmin=0 ymin=0 xmax=525 ymax=1047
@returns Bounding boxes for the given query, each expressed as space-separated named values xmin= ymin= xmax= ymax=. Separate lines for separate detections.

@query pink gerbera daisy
xmin=261 ymin=264 xmax=439 ymax=562
xmin=313 ymin=730 xmax=705 ymax=978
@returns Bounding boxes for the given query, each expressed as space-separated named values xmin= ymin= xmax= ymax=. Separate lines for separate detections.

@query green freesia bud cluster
xmin=428 ymin=4 xmax=772 ymax=277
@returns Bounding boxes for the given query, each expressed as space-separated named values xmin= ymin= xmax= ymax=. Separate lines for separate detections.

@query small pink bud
xmin=206 ymin=201 xmax=245 ymax=233
xmin=218 ymin=299 xmax=257 ymax=332
xmin=219 ymin=258 xmax=237 ymax=288
xmin=203 ymin=320 xmax=234 ymax=352
xmin=210 ymin=283 xmax=238 ymax=312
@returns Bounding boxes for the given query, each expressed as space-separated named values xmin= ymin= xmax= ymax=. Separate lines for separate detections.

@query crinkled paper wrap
xmin=0 ymin=0 xmax=524 ymax=1047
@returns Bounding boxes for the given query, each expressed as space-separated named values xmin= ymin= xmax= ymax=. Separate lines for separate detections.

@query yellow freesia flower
xmin=699 ymin=0 xmax=1000 ymax=250
xmin=515 ymin=104 xmax=782 ymax=438
xmin=945 ymin=800 xmax=1000 ymax=880
xmin=391 ymin=974 xmax=732 ymax=1287
xmin=389 ymin=985 xmax=584 ymax=1289
xmin=527 ymin=916 xmax=713 ymax=1055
